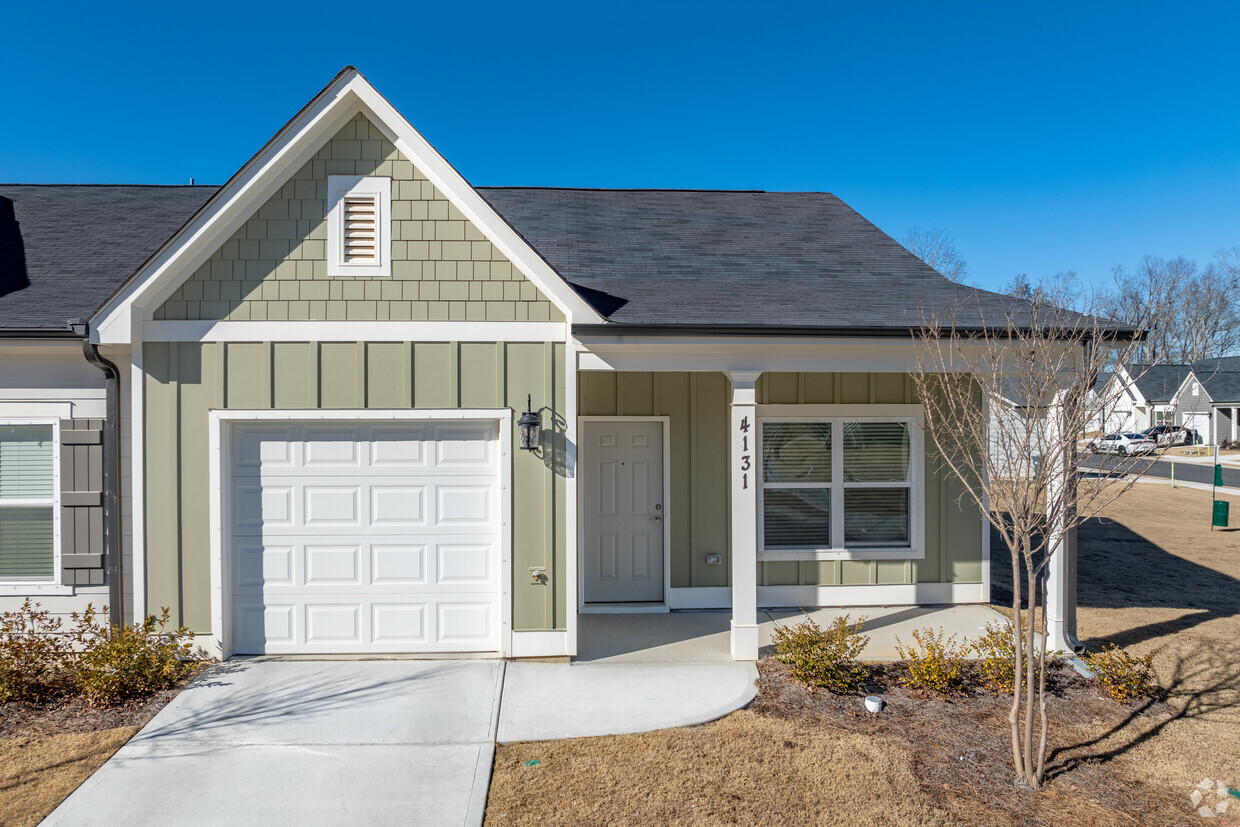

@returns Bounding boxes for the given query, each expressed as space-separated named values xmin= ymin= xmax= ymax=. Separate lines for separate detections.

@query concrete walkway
xmin=44 ymin=654 xmax=758 ymax=826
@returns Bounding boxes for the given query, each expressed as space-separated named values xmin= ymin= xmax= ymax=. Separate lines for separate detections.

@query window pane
xmin=0 ymin=506 xmax=54 ymax=579
xmin=842 ymin=422 xmax=909 ymax=482
xmin=844 ymin=489 xmax=909 ymax=546
xmin=763 ymin=489 xmax=831 ymax=549
xmin=0 ymin=425 xmax=54 ymax=499
xmin=762 ymin=423 xmax=831 ymax=483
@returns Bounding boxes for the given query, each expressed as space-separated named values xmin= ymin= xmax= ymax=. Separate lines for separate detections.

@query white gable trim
xmin=91 ymin=69 xmax=602 ymax=344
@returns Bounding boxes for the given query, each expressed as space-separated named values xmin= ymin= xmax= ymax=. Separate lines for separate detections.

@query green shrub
xmin=895 ymin=627 xmax=968 ymax=695
xmin=1084 ymin=644 xmax=1158 ymax=704
xmin=771 ymin=614 xmax=869 ymax=693
xmin=71 ymin=605 xmax=195 ymax=707
xmin=0 ymin=600 xmax=75 ymax=703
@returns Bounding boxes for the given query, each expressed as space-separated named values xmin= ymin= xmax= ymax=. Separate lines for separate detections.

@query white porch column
xmin=729 ymin=371 xmax=761 ymax=661
xmin=1233 ymin=407 xmax=1238 ymax=441
xmin=1045 ymin=395 xmax=1082 ymax=653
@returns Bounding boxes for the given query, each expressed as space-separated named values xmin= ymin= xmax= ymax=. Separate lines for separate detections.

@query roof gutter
xmin=70 ymin=320 xmax=125 ymax=628
xmin=572 ymin=323 xmax=1143 ymax=341
xmin=0 ymin=328 xmax=85 ymax=340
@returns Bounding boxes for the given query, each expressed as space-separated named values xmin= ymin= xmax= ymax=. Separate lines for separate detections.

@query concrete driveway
xmin=43 ymin=660 xmax=504 ymax=827
xmin=43 ymin=655 xmax=758 ymax=826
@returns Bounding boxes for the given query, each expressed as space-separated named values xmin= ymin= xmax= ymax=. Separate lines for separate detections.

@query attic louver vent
xmin=343 ymin=196 xmax=377 ymax=262
xmin=327 ymin=175 xmax=391 ymax=277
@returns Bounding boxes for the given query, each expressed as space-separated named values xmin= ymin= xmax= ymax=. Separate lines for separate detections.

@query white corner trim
xmin=207 ymin=407 xmax=514 ymax=659
xmin=510 ymin=630 xmax=569 ymax=658
xmin=758 ymin=582 xmax=986 ymax=608
xmin=92 ymin=70 xmax=601 ymax=344
xmin=142 ymin=320 xmax=567 ymax=343
xmin=129 ymin=349 xmax=146 ymax=623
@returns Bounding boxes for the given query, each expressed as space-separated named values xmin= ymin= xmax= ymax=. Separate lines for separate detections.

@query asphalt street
xmin=1080 ymin=453 xmax=1240 ymax=489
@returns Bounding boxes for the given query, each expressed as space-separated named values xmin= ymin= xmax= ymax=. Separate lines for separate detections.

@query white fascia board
xmin=144 ymin=320 xmax=567 ymax=343
xmin=93 ymin=76 xmax=364 ymax=344
xmin=92 ymin=70 xmax=601 ymax=346
xmin=574 ymin=337 xmax=982 ymax=374
xmin=349 ymin=81 xmax=601 ymax=325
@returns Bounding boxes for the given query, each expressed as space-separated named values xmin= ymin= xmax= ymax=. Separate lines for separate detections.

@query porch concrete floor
xmin=577 ymin=603 xmax=1009 ymax=663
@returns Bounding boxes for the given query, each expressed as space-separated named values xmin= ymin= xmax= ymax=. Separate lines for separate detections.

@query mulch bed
xmin=0 ymin=663 xmax=208 ymax=740
xmin=752 ymin=658 xmax=1196 ymax=826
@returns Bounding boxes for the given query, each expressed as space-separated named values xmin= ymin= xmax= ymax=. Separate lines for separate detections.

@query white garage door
xmin=230 ymin=421 xmax=502 ymax=654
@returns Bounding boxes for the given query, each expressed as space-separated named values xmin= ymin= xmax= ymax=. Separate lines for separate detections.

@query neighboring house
xmin=1095 ymin=363 xmax=1193 ymax=433
xmin=0 ymin=68 xmax=1087 ymax=660
xmin=1171 ymin=357 xmax=1240 ymax=445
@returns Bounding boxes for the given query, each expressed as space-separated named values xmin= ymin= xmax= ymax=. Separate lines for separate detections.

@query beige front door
xmin=581 ymin=419 xmax=665 ymax=603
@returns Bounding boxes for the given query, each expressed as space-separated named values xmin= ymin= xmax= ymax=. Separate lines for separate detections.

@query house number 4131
xmin=739 ymin=415 xmax=751 ymax=489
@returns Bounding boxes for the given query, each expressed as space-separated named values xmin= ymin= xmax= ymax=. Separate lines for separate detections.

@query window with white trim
xmin=0 ymin=423 xmax=56 ymax=582
xmin=759 ymin=416 xmax=920 ymax=559
xmin=327 ymin=175 xmax=391 ymax=277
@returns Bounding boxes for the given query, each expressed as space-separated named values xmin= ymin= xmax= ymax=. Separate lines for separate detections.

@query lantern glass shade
xmin=517 ymin=396 xmax=541 ymax=451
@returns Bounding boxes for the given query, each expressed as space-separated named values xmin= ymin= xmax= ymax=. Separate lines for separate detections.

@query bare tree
xmin=903 ymin=226 xmax=968 ymax=283
xmin=1102 ymin=254 xmax=1240 ymax=363
xmin=1003 ymin=271 xmax=1097 ymax=314
xmin=1179 ymin=264 xmax=1240 ymax=362
xmin=1105 ymin=255 xmax=1192 ymax=364
xmin=911 ymin=297 xmax=1164 ymax=789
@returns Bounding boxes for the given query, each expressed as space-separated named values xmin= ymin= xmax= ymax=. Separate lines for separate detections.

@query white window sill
xmin=759 ymin=547 xmax=925 ymax=562
xmin=0 ymin=582 xmax=76 ymax=596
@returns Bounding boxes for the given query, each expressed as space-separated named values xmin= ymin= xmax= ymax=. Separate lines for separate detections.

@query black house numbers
xmin=739 ymin=415 xmax=751 ymax=489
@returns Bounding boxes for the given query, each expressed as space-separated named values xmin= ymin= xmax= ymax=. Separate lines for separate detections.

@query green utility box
xmin=1214 ymin=499 xmax=1230 ymax=528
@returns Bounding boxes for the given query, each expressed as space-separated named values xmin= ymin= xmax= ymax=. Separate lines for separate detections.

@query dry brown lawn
xmin=488 ymin=483 xmax=1240 ymax=825
xmin=0 ymin=678 xmax=193 ymax=825
xmin=0 ymin=728 xmax=137 ymax=826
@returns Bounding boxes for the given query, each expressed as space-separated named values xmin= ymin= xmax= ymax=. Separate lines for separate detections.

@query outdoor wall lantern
xmin=517 ymin=395 xmax=542 ymax=451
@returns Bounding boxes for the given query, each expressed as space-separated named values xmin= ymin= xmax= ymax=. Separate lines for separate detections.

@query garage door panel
xmin=305 ymin=604 xmax=362 ymax=643
xmin=370 ymin=426 xmax=429 ymax=467
xmin=304 ymin=429 xmax=364 ymax=467
xmin=370 ymin=485 xmax=427 ymax=527
xmin=303 ymin=486 xmax=362 ymax=526
xmin=436 ymin=544 xmax=493 ymax=585
xmin=371 ymin=544 xmax=427 ymax=584
xmin=230 ymin=421 xmax=501 ymax=655
xmin=437 ymin=602 xmax=494 ymax=647
xmin=435 ymin=484 xmax=493 ymax=528
xmin=372 ymin=603 xmax=428 ymax=645
xmin=304 ymin=544 xmax=361 ymax=585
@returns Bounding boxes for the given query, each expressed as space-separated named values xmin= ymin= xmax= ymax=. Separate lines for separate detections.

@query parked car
xmin=1141 ymin=425 xmax=1201 ymax=447
xmin=1088 ymin=432 xmax=1157 ymax=456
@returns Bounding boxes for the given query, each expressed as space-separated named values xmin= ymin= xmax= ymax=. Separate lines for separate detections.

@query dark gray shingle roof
xmin=1126 ymin=364 xmax=1194 ymax=402
xmin=0 ymin=184 xmax=217 ymax=332
xmin=1 ymin=184 xmax=1078 ymax=333
xmin=477 ymin=188 xmax=1035 ymax=328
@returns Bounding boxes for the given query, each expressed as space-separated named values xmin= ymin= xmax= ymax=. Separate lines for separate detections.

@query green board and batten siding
xmin=578 ymin=371 xmax=984 ymax=590
xmin=144 ymin=341 xmax=567 ymax=634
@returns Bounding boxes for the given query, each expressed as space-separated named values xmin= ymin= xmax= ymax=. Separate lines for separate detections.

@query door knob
xmin=650 ymin=515 xmax=662 ymax=522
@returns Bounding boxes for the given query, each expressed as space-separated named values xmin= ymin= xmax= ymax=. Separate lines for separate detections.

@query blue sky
xmin=5 ymin=2 xmax=1238 ymax=293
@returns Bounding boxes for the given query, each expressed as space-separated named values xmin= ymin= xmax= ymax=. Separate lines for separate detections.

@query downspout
xmin=71 ymin=320 xmax=125 ymax=629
